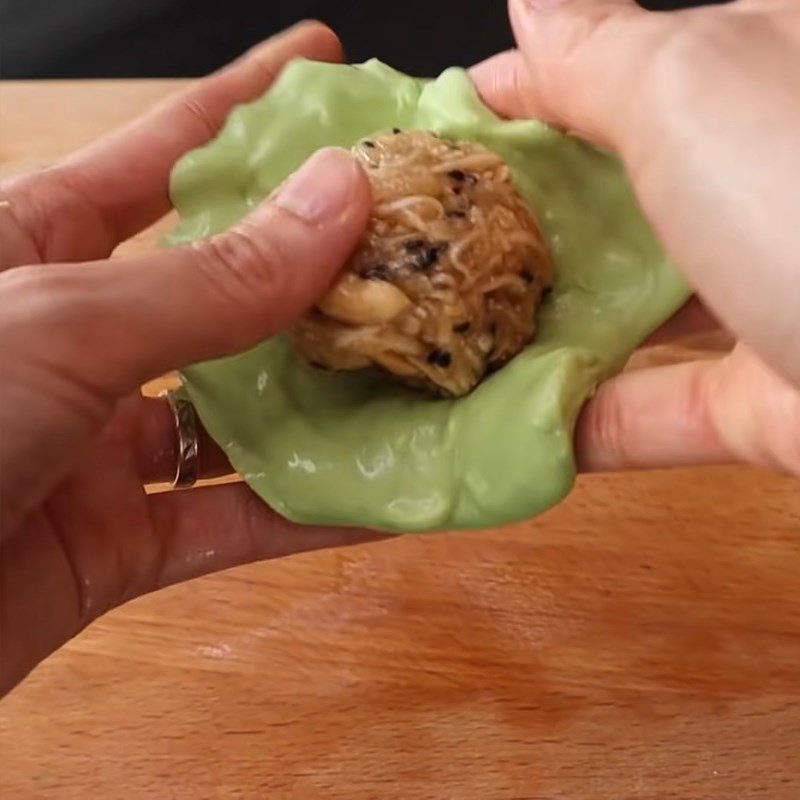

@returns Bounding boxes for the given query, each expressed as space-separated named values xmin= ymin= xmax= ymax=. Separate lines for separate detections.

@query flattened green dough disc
xmin=167 ymin=59 xmax=689 ymax=533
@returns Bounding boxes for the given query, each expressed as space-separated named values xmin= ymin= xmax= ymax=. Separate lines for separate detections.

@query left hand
xmin=471 ymin=0 xmax=800 ymax=475
xmin=0 ymin=22 xmax=382 ymax=697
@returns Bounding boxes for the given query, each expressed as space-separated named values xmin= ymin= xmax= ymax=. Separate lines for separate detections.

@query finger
xmin=105 ymin=395 xmax=232 ymax=483
xmin=0 ymin=199 xmax=41 ymax=270
xmin=576 ymin=359 xmax=730 ymax=472
xmin=146 ymin=482 xmax=387 ymax=591
xmin=135 ymin=396 xmax=232 ymax=484
xmin=0 ymin=21 xmax=342 ymax=267
xmin=0 ymin=149 xmax=370 ymax=530
xmin=470 ymin=49 xmax=543 ymax=122
xmin=4 ymin=147 xmax=370 ymax=397
xmin=576 ymin=345 xmax=800 ymax=475
xmin=472 ymin=0 xmax=667 ymax=149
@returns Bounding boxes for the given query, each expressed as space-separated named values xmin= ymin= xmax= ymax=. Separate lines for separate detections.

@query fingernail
xmin=274 ymin=148 xmax=359 ymax=226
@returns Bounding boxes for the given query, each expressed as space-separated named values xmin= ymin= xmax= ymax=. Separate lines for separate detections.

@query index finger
xmin=3 ymin=21 xmax=343 ymax=264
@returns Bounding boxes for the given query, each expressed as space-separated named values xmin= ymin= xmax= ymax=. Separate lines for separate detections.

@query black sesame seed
xmin=363 ymin=265 xmax=389 ymax=281
xmin=362 ymin=140 xmax=376 ymax=148
xmin=415 ymin=243 xmax=448 ymax=271
xmin=427 ymin=349 xmax=452 ymax=368
xmin=448 ymin=170 xmax=478 ymax=186
xmin=484 ymin=359 xmax=504 ymax=376
xmin=403 ymin=239 xmax=448 ymax=270
xmin=422 ymin=248 xmax=440 ymax=269
xmin=392 ymin=127 xmax=402 ymax=134
xmin=453 ymin=321 xmax=471 ymax=333
xmin=520 ymin=269 xmax=534 ymax=284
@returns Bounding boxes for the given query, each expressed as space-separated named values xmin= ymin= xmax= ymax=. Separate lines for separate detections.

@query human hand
xmin=472 ymin=0 xmax=800 ymax=474
xmin=0 ymin=22 xmax=380 ymax=696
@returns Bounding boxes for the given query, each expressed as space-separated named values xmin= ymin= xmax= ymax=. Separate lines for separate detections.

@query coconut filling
xmin=290 ymin=129 xmax=553 ymax=397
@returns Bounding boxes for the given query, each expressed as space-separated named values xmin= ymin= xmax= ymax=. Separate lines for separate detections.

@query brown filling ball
xmin=291 ymin=130 xmax=553 ymax=397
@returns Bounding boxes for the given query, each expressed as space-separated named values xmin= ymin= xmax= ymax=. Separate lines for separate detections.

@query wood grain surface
xmin=1 ymin=80 xmax=799 ymax=800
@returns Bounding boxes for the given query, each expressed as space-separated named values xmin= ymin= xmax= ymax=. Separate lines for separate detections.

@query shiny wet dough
xmin=166 ymin=60 xmax=689 ymax=533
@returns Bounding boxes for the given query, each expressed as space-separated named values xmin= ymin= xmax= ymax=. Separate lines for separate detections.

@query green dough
xmin=166 ymin=59 xmax=689 ymax=533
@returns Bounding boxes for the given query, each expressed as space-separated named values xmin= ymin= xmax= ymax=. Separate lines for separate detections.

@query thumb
xmin=472 ymin=0 xmax=666 ymax=149
xmin=6 ymin=147 xmax=371 ymax=397
xmin=0 ymin=147 xmax=369 ymax=531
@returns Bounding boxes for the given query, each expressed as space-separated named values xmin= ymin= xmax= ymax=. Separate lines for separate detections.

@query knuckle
xmin=624 ymin=10 xmax=752 ymax=160
xmin=0 ymin=265 xmax=90 ymax=361
xmin=528 ymin=5 xmax=651 ymax=136
xmin=176 ymin=94 xmax=219 ymax=140
xmin=11 ymin=167 xmax=120 ymax=260
xmin=647 ymin=8 xmax=763 ymax=98
xmin=595 ymin=385 xmax=629 ymax=467
xmin=0 ymin=264 xmax=116 ymax=412
xmin=0 ymin=179 xmax=46 ymax=267
xmin=245 ymin=52 xmax=281 ymax=91
xmin=0 ymin=265 xmax=63 ymax=334
xmin=579 ymin=381 xmax=630 ymax=471
xmin=194 ymin=216 xmax=291 ymax=318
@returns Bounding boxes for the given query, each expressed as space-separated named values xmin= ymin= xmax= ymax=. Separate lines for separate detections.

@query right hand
xmin=472 ymin=0 xmax=800 ymax=475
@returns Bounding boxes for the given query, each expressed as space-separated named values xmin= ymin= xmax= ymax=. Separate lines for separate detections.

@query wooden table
xmin=1 ymin=81 xmax=799 ymax=800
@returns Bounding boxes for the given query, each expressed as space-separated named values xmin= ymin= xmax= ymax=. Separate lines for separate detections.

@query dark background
xmin=2 ymin=0 xmax=729 ymax=79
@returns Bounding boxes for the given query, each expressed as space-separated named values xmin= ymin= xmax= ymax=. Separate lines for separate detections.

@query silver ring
xmin=160 ymin=389 xmax=199 ymax=489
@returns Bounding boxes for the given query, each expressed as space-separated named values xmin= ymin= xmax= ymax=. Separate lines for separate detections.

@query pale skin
xmin=0 ymin=23 xmax=381 ymax=695
xmin=471 ymin=0 xmax=800 ymax=473
xmin=1 ymin=0 xmax=799 ymax=694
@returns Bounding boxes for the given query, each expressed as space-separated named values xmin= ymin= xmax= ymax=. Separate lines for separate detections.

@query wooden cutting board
xmin=1 ymin=80 xmax=799 ymax=800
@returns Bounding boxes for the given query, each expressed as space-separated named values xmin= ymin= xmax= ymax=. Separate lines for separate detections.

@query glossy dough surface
xmin=292 ymin=129 xmax=553 ymax=397
xmin=167 ymin=60 xmax=689 ymax=533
